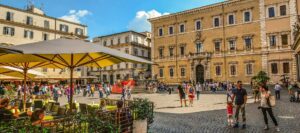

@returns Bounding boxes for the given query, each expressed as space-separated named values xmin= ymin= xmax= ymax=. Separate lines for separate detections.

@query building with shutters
xmin=149 ymin=0 xmax=300 ymax=84
xmin=0 ymin=4 xmax=88 ymax=79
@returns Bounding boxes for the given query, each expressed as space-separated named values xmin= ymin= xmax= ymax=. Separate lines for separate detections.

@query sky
xmin=0 ymin=0 xmax=224 ymax=39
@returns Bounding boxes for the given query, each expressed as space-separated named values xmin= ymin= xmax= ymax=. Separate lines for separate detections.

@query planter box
xmin=133 ymin=119 xmax=147 ymax=133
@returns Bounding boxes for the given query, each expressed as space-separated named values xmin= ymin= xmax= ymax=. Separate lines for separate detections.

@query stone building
xmin=149 ymin=0 xmax=300 ymax=85
xmin=91 ymin=31 xmax=151 ymax=84
xmin=0 ymin=4 xmax=88 ymax=79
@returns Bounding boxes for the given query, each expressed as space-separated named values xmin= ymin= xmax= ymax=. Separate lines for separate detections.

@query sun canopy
xmin=7 ymin=38 xmax=152 ymax=68
xmin=0 ymin=66 xmax=43 ymax=79
xmin=0 ymin=45 xmax=23 ymax=54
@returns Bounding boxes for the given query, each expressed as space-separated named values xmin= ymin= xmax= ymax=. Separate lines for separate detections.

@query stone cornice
xmin=148 ymin=0 xmax=253 ymax=22
xmin=0 ymin=19 xmax=88 ymax=39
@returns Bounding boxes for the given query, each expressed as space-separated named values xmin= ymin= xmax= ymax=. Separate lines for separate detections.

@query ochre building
xmin=149 ymin=0 xmax=300 ymax=85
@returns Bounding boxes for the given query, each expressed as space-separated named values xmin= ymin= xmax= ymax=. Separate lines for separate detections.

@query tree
xmin=252 ymin=71 xmax=270 ymax=86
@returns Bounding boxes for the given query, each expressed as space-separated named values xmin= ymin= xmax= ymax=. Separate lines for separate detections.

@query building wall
xmin=91 ymin=31 xmax=151 ymax=83
xmin=150 ymin=0 xmax=298 ymax=85
xmin=0 ymin=5 xmax=88 ymax=79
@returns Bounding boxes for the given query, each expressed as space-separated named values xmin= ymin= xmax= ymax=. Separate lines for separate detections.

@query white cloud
xmin=60 ymin=10 xmax=91 ymax=23
xmin=128 ymin=10 xmax=170 ymax=32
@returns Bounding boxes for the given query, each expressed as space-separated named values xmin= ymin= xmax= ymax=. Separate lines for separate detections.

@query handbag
xmin=267 ymin=95 xmax=276 ymax=107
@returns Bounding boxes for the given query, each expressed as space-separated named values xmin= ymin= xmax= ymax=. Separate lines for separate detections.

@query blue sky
xmin=1 ymin=0 xmax=224 ymax=39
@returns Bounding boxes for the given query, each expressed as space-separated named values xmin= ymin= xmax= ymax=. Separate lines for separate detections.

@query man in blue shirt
xmin=232 ymin=81 xmax=248 ymax=129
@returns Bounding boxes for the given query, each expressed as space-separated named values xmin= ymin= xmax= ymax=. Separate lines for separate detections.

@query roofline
xmin=148 ymin=0 xmax=241 ymax=22
xmin=0 ymin=4 xmax=87 ymax=27
xmin=93 ymin=30 xmax=149 ymax=39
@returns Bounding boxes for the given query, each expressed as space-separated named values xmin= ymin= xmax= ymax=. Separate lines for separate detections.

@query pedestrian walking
xmin=274 ymin=83 xmax=282 ymax=100
xmin=188 ymin=84 xmax=195 ymax=107
xmin=195 ymin=82 xmax=202 ymax=100
xmin=232 ymin=81 xmax=247 ymax=129
xmin=227 ymin=101 xmax=234 ymax=127
xmin=178 ymin=85 xmax=187 ymax=107
xmin=258 ymin=85 xmax=280 ymax=132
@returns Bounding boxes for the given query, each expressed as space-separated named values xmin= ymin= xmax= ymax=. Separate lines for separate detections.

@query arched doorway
xmin=196 ymin=65 xmax=205 ymax=84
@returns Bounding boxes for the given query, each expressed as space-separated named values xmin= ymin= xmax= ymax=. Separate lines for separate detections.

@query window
xmin=24 ymin=30 xmax=34 ymax=39
xmin=3 ymin=27 xmax=15 ymax=36
xmin=196 ymin=42 xmax=203 ymax=53
xmin=103 ymin=75 xmax=107 ymax=81
xmin=125 ymin=63 xmax=128 ymax=68
xmin=75 ymin=28 xmax=83 ymax=35
xmin=280 ymin=5 xmax=287 ymax=16
xmin=246 ymin=64 xmax=253 ymax=75
xmin=6 ymin=12 xmax=14 ymax=21
xmin=195 ymin=20 xmax=201 ymax=30
xmin=179 ymin=24 xmax=185 ymax=33
xmin=117 ymin=64 xmax=120 ymax=69
xmin=158 ymin=28 xmax=163 ymax=36
xmin=44 ymin=20 xmax=50 ymax=29
xmin=268 ymin=7 xmax=275 ymax=18
xmin=283 ymin=62 xmax=290 ymax=73
xmin=26 ymin=16 xmax=33 ymax=25
xmin=42 ymin=68 xmax=47 ymax=72
xmin=133 ymin=64 xmax=137 ymax=68
xmin=270 ymin=35 xmax=277 ymax=47
xmin=111 ymin=39 xmax=114 ymax=45
xmin=118 ymin=38 xmax=121 ymax=44
xmin=59 ymin=24 xmax=69 ymax=32
xmin=181 ymin=68 xmax=185 ymax=77
xmin=159 ymin=68 xmax=164 ymax=77
xmin=245 ymin=38 xmax=252 ymax=50
xmin=169 ymin=47 xmax=174 ymax=57
xmin=215 ymin=41 xmax=221 ymax=52
xmin=230 ymin=65 xmax=236 ymax=76
xmin=281 ymin=34 xmax=288 ymax=46
xmin=180 ymin=46 xmax=185 ymax=56
xmin=43 ymin=33 xmax=48 ymax=41
xmin=229 ymin=40 xmax=236 ymax=51
xmin=214 ymin=17 xmax=220 ymax=27
xmin=125 ymin=36 xmax=129 ymax=43
xmin=134 ymin=48 xmax=138 ymax=56
xmin=103 ymin=41 xmax=107 ymax=46
xmin=169 ymin=68 xmax=174 ymax=77
xmin=216 ymin=66 xmax=221 ymax=76
xmin=159 ymin=48 xmax=164 ymax=58
xmin=141 ymin=50 xmax=145 ymax=56
xmin=244 ymin=11 xmax=251 ymax=22
xmin=116 ymin=74 xmax=121 ymax=80
xmin=134 ymin=36 xmax=138 ymax=43
xmin=228 ymin=14 xmax=235 ymax=25
xmin=125 ymin=48 xmax=129 ymax=54
xmin=271 ymin=63 xmax=278 ymax=74
xmin=169 ymin=26 xmax=174 ymax=35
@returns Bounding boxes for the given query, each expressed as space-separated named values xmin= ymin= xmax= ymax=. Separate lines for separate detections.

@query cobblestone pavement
xmin=149 ymin=90 xmax=300 ymax=133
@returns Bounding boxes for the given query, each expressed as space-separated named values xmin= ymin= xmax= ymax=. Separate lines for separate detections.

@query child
xmin=227 ymin=101 xmax=234 ymax=127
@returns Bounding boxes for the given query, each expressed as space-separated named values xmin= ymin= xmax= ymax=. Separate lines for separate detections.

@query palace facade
xmin=149 ymin=0 xmax=300 ymax=84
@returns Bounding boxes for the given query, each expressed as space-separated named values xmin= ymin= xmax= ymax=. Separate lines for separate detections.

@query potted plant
xmin=252 ymin=71 xmax=270 ymax=86
xmin=131 ymin=98 xmax=153 ymax=133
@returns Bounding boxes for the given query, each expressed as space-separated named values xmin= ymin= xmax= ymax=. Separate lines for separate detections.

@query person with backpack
xmin=258 ymin=85 xmax=280 ymax=132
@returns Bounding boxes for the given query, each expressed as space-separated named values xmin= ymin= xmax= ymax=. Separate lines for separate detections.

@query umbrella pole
xmin=23 ymin=69 xmax=27 ymax=111
xmin=69 ymin=53 xmax=74 ymax=110
xmin=69 ymin=67 xmax=74 ymax=109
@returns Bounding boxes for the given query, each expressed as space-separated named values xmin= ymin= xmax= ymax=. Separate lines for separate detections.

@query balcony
xmin=188 ymin=52 xmax=212 ymax=60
